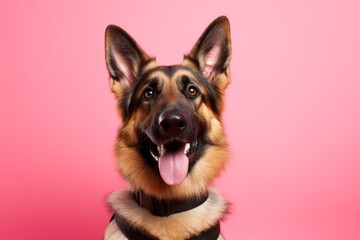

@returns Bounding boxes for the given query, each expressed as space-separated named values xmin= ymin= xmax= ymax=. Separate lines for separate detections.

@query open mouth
xmin=147 ymin=139 xmax=198 ymax=185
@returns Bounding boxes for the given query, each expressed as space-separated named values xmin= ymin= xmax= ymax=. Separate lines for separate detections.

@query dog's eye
xmin=186 ymin=85 xmax=199 ymax=98
xmin=143 ymin=88 xmax=155 ymax=100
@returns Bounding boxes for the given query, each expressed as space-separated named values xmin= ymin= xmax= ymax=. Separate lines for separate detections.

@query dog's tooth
xmin=185 ymin=143 xmax=190 ymax=154
xmin=158 ymin=145 xmax=165 ymax=155
xmin=150 ymin=150 xmax=159 ymax=161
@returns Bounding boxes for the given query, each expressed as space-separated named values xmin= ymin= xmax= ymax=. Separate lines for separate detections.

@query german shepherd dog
xmin=104 ymin=16 xmax=232 ymax=240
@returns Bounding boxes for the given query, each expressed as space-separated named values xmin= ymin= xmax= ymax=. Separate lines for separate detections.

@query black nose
xmin=159 ymin=110 xmax=188 ymax=136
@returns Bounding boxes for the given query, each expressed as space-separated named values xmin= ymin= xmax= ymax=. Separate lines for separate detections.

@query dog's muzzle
xmin=146 ymin=107 xmax=198 ymax=186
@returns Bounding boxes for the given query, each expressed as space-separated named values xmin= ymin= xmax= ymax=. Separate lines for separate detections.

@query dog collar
xmin=133 ymin=190 xmax=209 ymax=217
xmin=112 ymin=213 xmax=221 ymax=240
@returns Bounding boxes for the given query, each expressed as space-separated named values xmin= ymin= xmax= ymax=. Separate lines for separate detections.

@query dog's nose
xmin=159 ymin=110 xmax=188 ymax=135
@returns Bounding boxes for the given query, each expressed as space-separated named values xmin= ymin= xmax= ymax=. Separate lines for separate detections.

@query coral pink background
xmin=1 ymin=0 xmax=360 ymax=239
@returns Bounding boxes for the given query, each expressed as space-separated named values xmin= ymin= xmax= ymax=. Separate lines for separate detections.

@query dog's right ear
xmin=186 ymin=16 xmax=231 ymax=87
xmin=105 ymin=25 xmax=151 ymax=92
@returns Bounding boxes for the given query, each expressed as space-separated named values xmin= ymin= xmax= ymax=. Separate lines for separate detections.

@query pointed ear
xmin=187 ymin=16 xmax=231 ymax=83
xmin=105 ymin=25 xmax=151 ymax=88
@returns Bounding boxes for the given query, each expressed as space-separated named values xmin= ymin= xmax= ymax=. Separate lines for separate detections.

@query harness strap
xmin=112 ymin=213 xmax=221 ymax=240
xmin=113 ymin=213 xmax=158 ymax=240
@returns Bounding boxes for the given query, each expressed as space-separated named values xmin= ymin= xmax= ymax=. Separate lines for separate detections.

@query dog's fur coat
xmin=103 ymin=16 xmax=232 ymax=240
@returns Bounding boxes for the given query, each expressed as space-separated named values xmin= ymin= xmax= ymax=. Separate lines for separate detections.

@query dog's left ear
xmin=187 ymin=16 xmax=231 ymax=85
xmin=105 ymin=25 xmax=151 ymax=91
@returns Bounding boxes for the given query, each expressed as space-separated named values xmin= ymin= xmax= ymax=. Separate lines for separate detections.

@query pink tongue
xmin=159 ymin=148 xmax=189 ymax=185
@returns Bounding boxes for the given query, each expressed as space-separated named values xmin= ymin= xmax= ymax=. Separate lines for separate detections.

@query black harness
xmin=111 ymin=190 xmax=221 ymax=240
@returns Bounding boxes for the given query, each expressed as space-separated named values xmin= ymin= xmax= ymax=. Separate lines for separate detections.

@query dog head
xmin=105 ymin=16 xmax=231 ymax=199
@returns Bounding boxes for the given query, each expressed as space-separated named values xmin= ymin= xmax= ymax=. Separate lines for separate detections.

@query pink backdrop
xmin=1 ymin=0 xmax=359 ymax=239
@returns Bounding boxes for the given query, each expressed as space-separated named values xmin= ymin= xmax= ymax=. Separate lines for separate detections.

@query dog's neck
xmin=112 ymin=189 xmax=221 ymax=239
xmin=107 ymin=188 xmax=227 ymax=239
xmin=133 ymin=189 xmax=209 ymax=217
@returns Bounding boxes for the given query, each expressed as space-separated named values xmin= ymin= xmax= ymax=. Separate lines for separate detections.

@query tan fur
xmin=105 ymin=189 xmax=226 ymax=240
